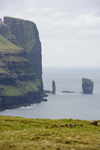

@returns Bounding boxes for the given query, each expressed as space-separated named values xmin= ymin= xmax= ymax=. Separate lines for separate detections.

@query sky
xmin=0 ymin=0 xmax=100 ymax=67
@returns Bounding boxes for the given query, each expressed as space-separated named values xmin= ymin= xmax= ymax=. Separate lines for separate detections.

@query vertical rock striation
xmin=0 ymin=18 xmax=19 ymax=46
xmin=0 ymin=17 xmax=44 ymax=110
xmin=4 ymin=16 xmax=43 ymax=92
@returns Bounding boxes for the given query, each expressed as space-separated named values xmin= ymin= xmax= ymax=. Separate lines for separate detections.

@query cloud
xmin=0 ymin=0 xmax=100 ymax=67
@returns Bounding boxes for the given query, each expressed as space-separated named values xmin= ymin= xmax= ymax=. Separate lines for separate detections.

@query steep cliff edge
xmin=4 ymin=17 xmax=43 ymax=92
xmin=0 ymin=17 xmax=44 ymax=110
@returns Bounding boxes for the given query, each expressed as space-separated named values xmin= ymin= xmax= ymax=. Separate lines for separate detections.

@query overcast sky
xmin=0 ymin=0 xmax=100 ymax=67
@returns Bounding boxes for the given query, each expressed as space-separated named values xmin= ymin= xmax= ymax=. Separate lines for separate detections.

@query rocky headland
xmin=0 ymin=16 xmax=45 ymax=110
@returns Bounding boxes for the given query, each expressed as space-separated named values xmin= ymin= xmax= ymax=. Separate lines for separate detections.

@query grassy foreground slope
xmin=0 ymin=116 xmax=100 ymax=150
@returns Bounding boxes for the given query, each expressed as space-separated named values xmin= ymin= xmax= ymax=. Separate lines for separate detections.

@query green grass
xmin=0 ymin=67 xmax=7 ymax=73
xmin=2 ymin=56 xmax=28 ymax=62
xmin=2 ymin=85 xmax=22 ymax=96
xmin=0 ymin=116 xmax=100 ymax=150
xmin=0 ymin=34 xmax=22 ymax=52
xmin=17 ymin=66 xmax=36 ymax=75
xmin=2 ymin=80 xmax=40 ymax=96
xmin=24 ymin=81 xmax=40 ymax=92
xmin=4 ymin=16 xmax=28 ymax=21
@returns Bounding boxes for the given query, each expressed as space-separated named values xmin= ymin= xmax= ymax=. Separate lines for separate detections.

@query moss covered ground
xmin=0 ymin=116 xmax=100 ymax=150
xmin=2 ymin=56 xmax=28 ymax=62
xmin=0 ymin=34 xmax=40 ymax=96
xmin=0 ymin=67 xmax=7 ymax=74
xmin=0 ymin=34 xmax=22 ymax=52
xmin=2 ymin=80 xmax=40 ymax=96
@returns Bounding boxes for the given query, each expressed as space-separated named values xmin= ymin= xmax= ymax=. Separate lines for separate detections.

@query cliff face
xmin=0 ymin=17 xmax=44 ymax=110
xmin=4 ymin=17 xmax=43 ymax=91
xmin=0 ymin=19 xmax=20 ymax=46
xmin=82 ymin=78 xmax=94 ymax=94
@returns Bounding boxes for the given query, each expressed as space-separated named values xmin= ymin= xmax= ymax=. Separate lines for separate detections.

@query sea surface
xmin=0 ymin=67 xmax=100 ymax=120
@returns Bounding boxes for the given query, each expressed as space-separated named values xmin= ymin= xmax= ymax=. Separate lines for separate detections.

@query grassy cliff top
xmin=0 ymin=34 xmax=22 ymax=52
xmin=4 ymin=16 xmax=34 ymax=23
xmin=4 ymin=16 xmax=39 ymax=52
xmin=0 ymin=116 xmax=100 ymax=150
xmin=82 ymin=78 xmax=93 ymax=84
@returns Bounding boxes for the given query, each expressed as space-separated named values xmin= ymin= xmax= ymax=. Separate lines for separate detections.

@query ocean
xmin=0 ymin=67 xmax=100 ymax=120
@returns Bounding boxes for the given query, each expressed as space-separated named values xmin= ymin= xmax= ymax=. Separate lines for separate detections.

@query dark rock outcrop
xmin=82 ymin=78 xmax=94 ymax=94
xmin=0 ymin=17 xmax=44 ymax=110
xmin=91 ymin=121 xmax=97 ymax=125
xmin=52 ymin=80 xmax=56 ymax=94
xmin=62 ymin=91 xmax=78 ymax=93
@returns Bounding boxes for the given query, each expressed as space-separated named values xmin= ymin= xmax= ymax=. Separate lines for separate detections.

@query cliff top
xmin=4 ymin=16 xmax=40 ymax=51
xmin=4 ymin=16 xmax=33 ymax=23
xmin=82 ymin=78 xmax=93 ymax=84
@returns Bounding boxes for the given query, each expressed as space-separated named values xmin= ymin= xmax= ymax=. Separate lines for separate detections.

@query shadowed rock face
xmin=82 ymin=78 xmax=94 ymax=94
xmin=0 ymin=19 xmax=20 ymax=46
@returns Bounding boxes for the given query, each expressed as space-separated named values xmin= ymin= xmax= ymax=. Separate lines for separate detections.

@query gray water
xmin=0 ymin=67 xmax=100 ymax=120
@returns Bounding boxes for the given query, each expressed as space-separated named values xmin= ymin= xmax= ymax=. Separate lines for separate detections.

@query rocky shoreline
xmin=0 ymin=91 xmax=47 ymax=111
xmin=62 ymin=91 xmax=82 ymax=93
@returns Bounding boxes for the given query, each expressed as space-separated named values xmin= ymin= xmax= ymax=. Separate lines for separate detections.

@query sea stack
xmin=82 ymin=78 xmax=94 ymax=94
xmin=52 ymin=80 xmax=56 ymax=94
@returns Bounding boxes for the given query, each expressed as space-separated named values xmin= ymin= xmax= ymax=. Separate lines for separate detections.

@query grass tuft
xmin=0 ymin=116 xmax=100 ymax=150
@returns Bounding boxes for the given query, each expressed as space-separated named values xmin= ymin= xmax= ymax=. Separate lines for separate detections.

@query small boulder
xmin=91 ymin=121 xmax=97 ymax=126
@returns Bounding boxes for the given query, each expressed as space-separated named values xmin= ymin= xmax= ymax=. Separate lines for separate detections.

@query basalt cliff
xmin=0 ymin=16 xmax=44 ymax=110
